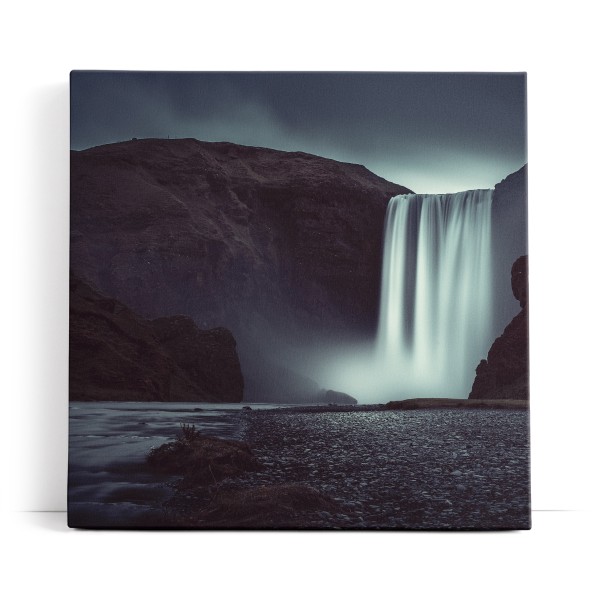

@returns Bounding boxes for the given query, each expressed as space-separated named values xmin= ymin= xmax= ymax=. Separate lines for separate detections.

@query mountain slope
xmin=71 ymin=138 xmax=411 ymax=342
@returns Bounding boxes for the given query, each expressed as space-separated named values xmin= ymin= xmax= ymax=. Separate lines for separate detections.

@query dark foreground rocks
xmin=145 ymin=405 xmax=530 ymax=530
xmin=234 ymin=408 xmax=530 ymax=530
xmin=147 ymin=425 xmax=260 ymax=485
xmin=169 ymin=483 xmax=339 ymax=529
xmin=469 ymin=255 xmax=529 ymax=400
xmin=69 ymin=275 xmax=243 ymax=402
xmin=147 ymin=425 xmax=338 ymax=528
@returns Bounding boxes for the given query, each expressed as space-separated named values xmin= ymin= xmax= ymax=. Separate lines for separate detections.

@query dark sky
xmin=71 ymin=71 xmax=526 ymax=193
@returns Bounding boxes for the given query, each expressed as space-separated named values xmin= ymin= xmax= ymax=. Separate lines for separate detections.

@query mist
xmin=264 ymin=183 xmax=524 ymax=405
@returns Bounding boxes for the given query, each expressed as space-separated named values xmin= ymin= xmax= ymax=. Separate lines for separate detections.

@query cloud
xmin=71 ymin=71 xmax=526 ymax=192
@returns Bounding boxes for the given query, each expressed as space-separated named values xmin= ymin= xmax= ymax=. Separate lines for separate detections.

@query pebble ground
xmin=227 ymin=408 xmax=531 ymax=529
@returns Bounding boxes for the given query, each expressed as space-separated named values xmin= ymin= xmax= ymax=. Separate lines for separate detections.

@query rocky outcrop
xmin=323 ymin=390 xmax=358 ymax=405
xmin=69 ymin=275 xmax=243 ymax=402
xmin=469 ymin=256 xmax=529 ymax=400
xmin=511 ymin=254 xmax=528 ymax=308
xmin=147 ymin=425 xmax=259 ymax=485
xmin=491 ymin=164 xmax=528 ymax=336
xmin=147 ymin=425 xmax=338 ymax=528
xmin=151 ymin=317 xmax=243 ymax=404
xmin=70 ymin=139 xmax=411 ymax=340
xmin=71 ymin=138 xmax=413 ymax=404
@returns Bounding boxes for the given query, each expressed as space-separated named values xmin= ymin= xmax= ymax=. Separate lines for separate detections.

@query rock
xmin=151 ymin=316 xmax=243 ymax=404
xmin=147 ymin=425 xmax=260 ymax=484
xmin=323 ymin=389 xmax=358 ymax=405
xmin=491 ymin=164 xmax=528 ymax=335
xmin=69 ymin=275 xmax=243 ymax=402
xmin=469 ymin=256 xmax=529 ymax=400
xmin=384 ymin=398 xmax=528 ymax=410
xmin=70 ymin=139 xmax=413 ymax=402
xmin=197 ymin=483 xmax=338 ymax=528
xmin=511 ymin=255 xmax=528 ymax=309
xmin=71 ymin=139 xmax=411 ymax=339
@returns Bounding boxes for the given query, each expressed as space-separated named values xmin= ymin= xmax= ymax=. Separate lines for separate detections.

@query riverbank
xmin=162 ymin=406 xmax=530 ymax=529
xmin=260 ymin=397 xmax=529 ymax=413
xmin=68 ymin=401 xmax=530 ymax=529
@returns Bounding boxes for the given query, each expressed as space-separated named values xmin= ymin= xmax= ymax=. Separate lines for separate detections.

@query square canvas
xmin=68 ymin=71 xmax=530 ymax=529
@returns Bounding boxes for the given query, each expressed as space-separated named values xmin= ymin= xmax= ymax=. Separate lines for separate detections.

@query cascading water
xmin=376 ymin=189 xmax=494 ymax=398
xmin=316 ymin=188 xmax=496 ymax=402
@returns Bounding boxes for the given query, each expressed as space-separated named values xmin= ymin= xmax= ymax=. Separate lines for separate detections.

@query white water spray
xmin=317 ymin=189 xmax=494 ymax=402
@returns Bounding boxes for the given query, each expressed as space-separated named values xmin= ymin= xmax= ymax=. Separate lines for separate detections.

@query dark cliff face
xmin=469 ymin=256 xmax=529 ymax=400
xmin=69 ymin=276 xmax=243 ymax=402
xmin=71 ymin=139 xmax=411 ymax=343
xmin=491 ymin=164 xmax=528 ymax=337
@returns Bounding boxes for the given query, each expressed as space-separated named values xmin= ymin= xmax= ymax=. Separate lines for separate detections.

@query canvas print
xmin=68 ymin=71 xmax=529 ymax=529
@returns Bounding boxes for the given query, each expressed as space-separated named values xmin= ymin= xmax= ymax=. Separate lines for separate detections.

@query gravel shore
xmin=167 ymin=407 xmax=530 ymax=530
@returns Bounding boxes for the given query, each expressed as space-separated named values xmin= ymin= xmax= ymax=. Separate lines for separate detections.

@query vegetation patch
xmin=147 ymin=424 xmax=260 ymax=485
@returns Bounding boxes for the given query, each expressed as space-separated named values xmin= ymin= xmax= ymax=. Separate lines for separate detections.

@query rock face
xmin=70 ymin=139 xmax=411 ymax=341
xmin=71 ymin=138 xmax=412 ymax=403
xmin=511 ymin=254 xmax=528 ymax=309
xmin=491 ymin=164 xmax=528 ymax=336
xmin=469 ymin=256 xmax=529 ymax=400
xmin=69 ymin=275 xmax=243 ymax=402
xmin=151 ymin=316 xmax=243 ymax=404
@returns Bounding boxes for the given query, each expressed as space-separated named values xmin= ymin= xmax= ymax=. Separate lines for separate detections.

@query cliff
xmin=70 ymin=138 xmax=411 ymax=340
xmin=469 ymin=256 xmax=529 ymax=400
xmin=70 ymin=138 xmax=412 ymax=402
xmin=69 ymin=275 xmax=243 ymax=402
xmin=491 ymin=164 xmax=528 ymax=336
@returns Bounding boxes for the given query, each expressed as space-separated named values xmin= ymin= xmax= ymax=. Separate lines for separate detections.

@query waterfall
xmin=376 ymin=189 xmax=493 ymax=398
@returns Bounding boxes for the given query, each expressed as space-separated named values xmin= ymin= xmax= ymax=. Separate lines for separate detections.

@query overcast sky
xmin=71 ymin=71 xmax=526 ymax=193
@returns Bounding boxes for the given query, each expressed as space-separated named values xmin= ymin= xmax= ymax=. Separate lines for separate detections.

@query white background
xmin=1 ymin=1 xmax=598 ymax=598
